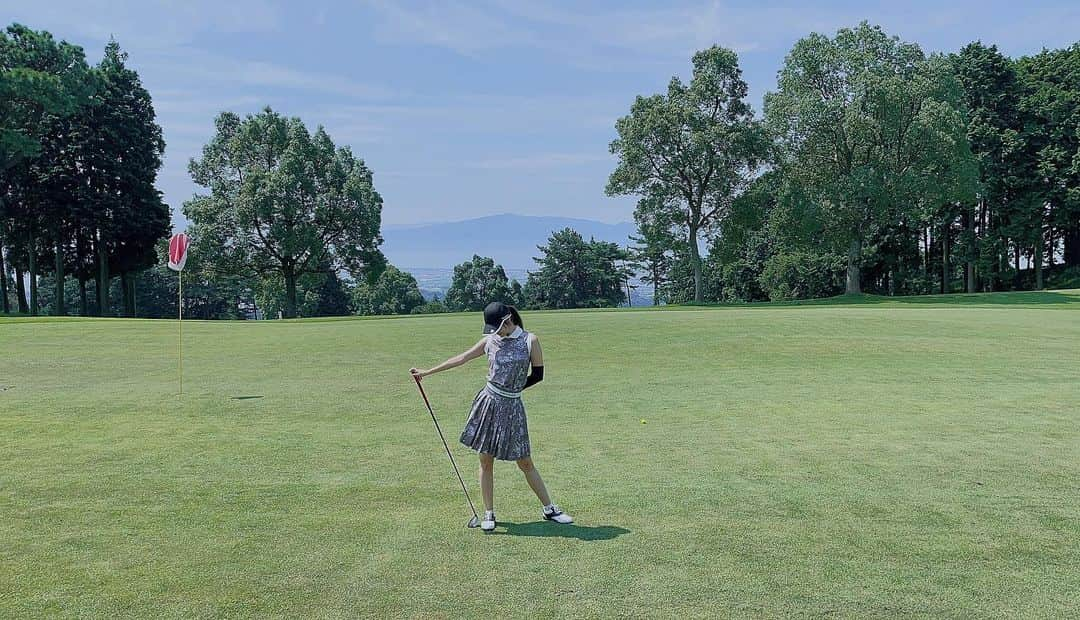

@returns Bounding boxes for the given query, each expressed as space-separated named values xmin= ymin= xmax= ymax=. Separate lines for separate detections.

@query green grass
xmin=2 ymin=291 xmax=1078 ymax=618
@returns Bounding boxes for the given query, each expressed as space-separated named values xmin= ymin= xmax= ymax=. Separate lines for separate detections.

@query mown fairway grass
xmin=2 ymin=291 xmax=1078 ymax=618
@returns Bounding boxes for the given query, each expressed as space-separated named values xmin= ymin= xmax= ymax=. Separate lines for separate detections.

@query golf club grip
xmin=413 ymin=375 xmax=433 ymax=408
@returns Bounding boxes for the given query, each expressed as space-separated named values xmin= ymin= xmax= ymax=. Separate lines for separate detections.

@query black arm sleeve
xmin=523 ymin=365 xmax=544 ymax=390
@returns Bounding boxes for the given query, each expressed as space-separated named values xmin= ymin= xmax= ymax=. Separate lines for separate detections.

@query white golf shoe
xmin=542 ymin=504 xmax=573 ymax=524
xmin=481 ymin=511 xmax=496 ymax=532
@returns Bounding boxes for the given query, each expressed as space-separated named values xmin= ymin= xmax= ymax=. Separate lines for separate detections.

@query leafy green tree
xmin=444 ymin=255 xmax=511 ymax=311
xmin=661 ymin=245 xmax=726 ymax=304
xmin=25 ymin=111 xmax=79 ymax=316
xmin=248 ymin=260 xmax=352 ymax=319
xmin=524 ymin=228 xmax=630 ymax=309
xmin=0 ymin=24 xmax=89 ymax=171
xmin=186 ymin=108 xmax=386 ymax=318
xmin=629 ymin=193 xmax=682 ymax=305
xmin=508 ymin=279 xmax=525 ymax=307
xmin=307 ymin=269 xmax=352 ymax=317
xmin=949 ymin=42 xmax=1026 ymax=292
xmin=608 ymin=46 xmax=766 ymax=302
xmin=765 ymin=23 xmax=977 ymax=294
xmin=759 ymin=251 xmax=845 ymax=301
xmin=713 ymin=171 xmax=778 ymax=264
xmin=351 ymin=265 xmax=424 ymax=316
xmin=144 ymin=237 xmax=250 ymax=320
xmin=35 ymin=272 xmax=79 ymax=315
xmin=0 ymin=24 xmax=91 ymax=315
xmin=1016 ymin=46 xmax=1080 ymax=287
xmin=4 ymin=38 xmax=165 ymax=317
xmin=95 ymin=40 xmax=168 ymax=316
xmin=129 ymin=263 xmax=178 ymax=319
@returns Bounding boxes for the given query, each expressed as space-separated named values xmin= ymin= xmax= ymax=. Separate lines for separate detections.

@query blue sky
xmin=5 ymin=1 xmax=1079 ymax=230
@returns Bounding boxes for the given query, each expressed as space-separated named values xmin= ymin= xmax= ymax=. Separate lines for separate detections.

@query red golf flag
xmin=168 ymin=233 xmax=189 ymax=271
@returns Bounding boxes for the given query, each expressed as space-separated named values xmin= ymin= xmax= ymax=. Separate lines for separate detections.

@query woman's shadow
xmin=493 ymin=521 xmax=630 ymax=541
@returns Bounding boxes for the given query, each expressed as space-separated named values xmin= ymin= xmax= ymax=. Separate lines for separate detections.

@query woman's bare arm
xmin=410 ymin=338 xmax=487 ymax=379
xmin=529 ymin=334 xmax=543 ymax=367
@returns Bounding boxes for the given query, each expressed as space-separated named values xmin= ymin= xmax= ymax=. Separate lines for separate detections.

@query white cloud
xmin=358 ymin=0 xmax=1080 ymax=72
xmin=360 ymin=0 xmax=540 ymax=56
xmin=136 ymin=48 xmax=400 ymax=101
xmin=358 ymin=0 xmax=833 ymax=66
xmin=4 ymin=0 xmax=283 ymax=51
xmin=316 ymin=93 xmax=623 ymax=139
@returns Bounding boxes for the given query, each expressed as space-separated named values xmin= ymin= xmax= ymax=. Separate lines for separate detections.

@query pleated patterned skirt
xmin=459 ymin=386 xmax=531 ymax=460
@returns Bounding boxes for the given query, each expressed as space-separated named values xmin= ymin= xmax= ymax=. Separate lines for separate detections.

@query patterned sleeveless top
xmin=485 ymin=328 xmax=532 ymax=394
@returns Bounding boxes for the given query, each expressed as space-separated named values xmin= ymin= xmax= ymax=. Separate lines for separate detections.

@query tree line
xmin=613 ymin=23 xmax=1080 ymax=304
xmin=1 ymin=24 xmax=167 ymax=316
xmin=7 ymin=21 xmax=1077 ymax=319
xmin=157 ymin=228 xmax=628 ymax=319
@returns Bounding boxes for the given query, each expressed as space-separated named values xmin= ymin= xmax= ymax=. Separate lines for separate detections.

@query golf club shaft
xmin=413 ymin=376 xmax=480 ymax=521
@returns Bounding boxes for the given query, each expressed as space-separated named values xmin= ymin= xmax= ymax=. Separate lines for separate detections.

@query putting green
xmin=2 ymin=291 xmax=1078 ymax=617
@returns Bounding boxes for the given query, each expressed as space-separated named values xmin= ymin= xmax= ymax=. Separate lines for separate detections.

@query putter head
xmin=467 ymin=515 xmax=480 ymax=528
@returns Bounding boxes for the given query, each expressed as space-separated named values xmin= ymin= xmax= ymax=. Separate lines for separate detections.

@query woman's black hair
xmin=507 ymin=305 xmax=524 ymax=329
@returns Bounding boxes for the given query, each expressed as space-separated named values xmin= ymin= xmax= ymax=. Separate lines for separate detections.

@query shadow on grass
xmin=231 ymin=395 xmax=264 ymax=400
xmin=492 ymin=521 xmax=630 ymax=540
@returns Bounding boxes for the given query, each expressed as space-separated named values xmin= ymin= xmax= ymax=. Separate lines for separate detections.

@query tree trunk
xmin=1034 ymin=240 xmax=1044 ymax=290
xmin=965 ymin=206 xmax=976 ymax=293
xmin=981 ymin=199 xmax=991 ymax=292
xmin=994 ymin=242 xmax=1005 ymax=292
xmin=0 ymin=244 xmax=8 ymax=314
xmin=923 ymin=227 xmax=930 ymax=277
xmin=688 ymin=224 xmax=703 ymax=303
xmin=97 ymin=234 xmax=109 ymax=316
xmin=79 ymin=277 xmax=88 ymax=316
xmin=284 ymin=268 xmax=298 ymax=318
xmin=1064 ymin=224 xmax=1080 ymax=267
xmin=54 ymin=231 xmax=65 ymax=316
xmin=93 ymin=271 xmax=102 ymax=315
xmin=28 ymin=234 xmax=38 ymax=316
xmin=120 ymin=272 xmax=131 ymax=317
xmin=652 ymin=265 xmax=660 ymax=306
xmin=941 ymin=223 xmax=949 ymax=295
xmin=1014 ymin=245 xmax=1022 ymax=289
xmin=1047 ymin=231 xmax=1055 ymax=268
xmin=845 ymin=236 xmax=862 ymax=295
xmin=15 ymin=265 xmax=28 ymax=313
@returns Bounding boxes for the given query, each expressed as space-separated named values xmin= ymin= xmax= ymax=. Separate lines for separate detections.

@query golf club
xmin=413 ymin=374 xmax=481 ymax=528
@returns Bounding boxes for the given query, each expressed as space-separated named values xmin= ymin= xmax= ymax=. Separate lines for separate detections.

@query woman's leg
xmin=479 ymin=453 xmax=495 ymax=512
xmin=516 ymin=457 xmax=552 ymax=506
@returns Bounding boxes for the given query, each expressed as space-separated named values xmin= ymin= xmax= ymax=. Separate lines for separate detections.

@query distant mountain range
xmin=381 ymin=214 xmax=653 ymax=305
xmin=381 ymin=213 xmax=637 ymax=271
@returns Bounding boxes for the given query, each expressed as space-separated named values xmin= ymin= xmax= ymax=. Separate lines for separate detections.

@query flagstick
xmin=178 ymin=270 xmax=183 ymax=395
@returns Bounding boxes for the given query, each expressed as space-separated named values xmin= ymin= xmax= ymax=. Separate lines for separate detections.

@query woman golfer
xmin=410 ymin=301 xmax=573 ymax=532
